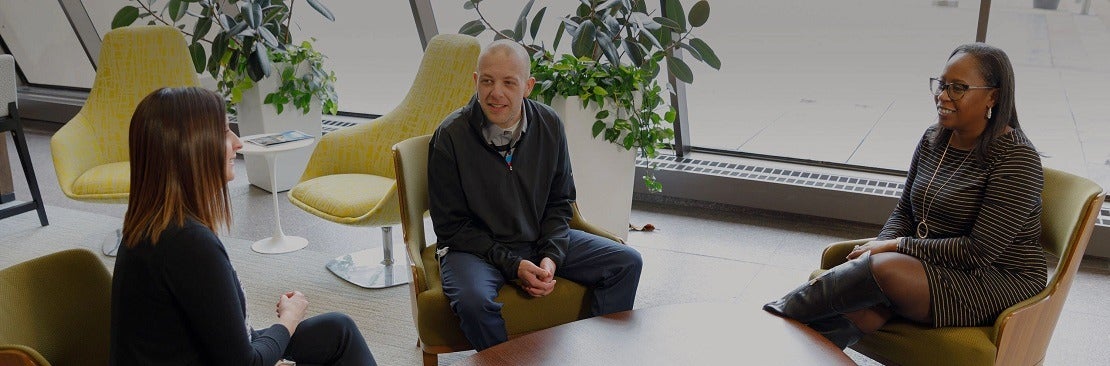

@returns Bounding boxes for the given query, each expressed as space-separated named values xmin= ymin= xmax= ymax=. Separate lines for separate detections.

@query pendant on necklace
xmin=916 ymin=221 xmax=929 ymax=239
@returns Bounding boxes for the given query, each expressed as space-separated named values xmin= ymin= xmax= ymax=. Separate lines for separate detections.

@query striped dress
xmin=878 ymin=125 xmax=1047 ymax=327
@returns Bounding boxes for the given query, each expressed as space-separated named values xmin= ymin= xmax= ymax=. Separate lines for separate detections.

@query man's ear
xmin=524 ymin=76 xmax=536 ymax=97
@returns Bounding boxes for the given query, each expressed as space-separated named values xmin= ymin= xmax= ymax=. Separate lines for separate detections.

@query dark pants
xmin=439 ymin=229 xmax=643 ymax=350
xmin=258 ymin=312 xmax=376 ymax=366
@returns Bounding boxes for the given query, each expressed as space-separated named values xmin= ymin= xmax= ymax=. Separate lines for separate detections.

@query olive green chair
xmin=0 ymin=249 xmax=111 ymax=366
xmin=392 ymin=135 xmax=625 ymax=366
xmin=813 ymin=167 xmax=1103 ymax=366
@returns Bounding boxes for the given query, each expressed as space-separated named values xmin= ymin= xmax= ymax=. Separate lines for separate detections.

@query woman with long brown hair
xmin=110 ymin=87 xmax=376 ymax=365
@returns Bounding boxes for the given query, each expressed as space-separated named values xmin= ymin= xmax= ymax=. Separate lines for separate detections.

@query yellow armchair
xmin=392 ymin=135 xmax=624 ymax=366
xmin=813 ymin=168 xmax=1104 ymax=366
xmin=0 ymin=249 xmax=112 ymax=366
xmin=49 ymin=25 xmax=198 ymax=255
xmin=288 ymin=34 xmax=479 ymax=288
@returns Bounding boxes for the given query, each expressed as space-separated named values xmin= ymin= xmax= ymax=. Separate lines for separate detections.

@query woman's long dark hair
xmin=931 ymin=43 xmax=1027 ymax=163
xmin=122 ymin=87 xmax=231 ymax=248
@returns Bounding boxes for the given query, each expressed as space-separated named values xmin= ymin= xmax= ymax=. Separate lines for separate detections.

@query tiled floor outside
xmin=685 ymin=0 xmax=1110 ymax=190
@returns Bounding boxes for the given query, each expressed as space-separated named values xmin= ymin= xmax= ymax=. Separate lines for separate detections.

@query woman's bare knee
xmin=844 ymin=306 xmax=893 ymax=334
xmin=870 ymin=253 xmax=931 ymax=322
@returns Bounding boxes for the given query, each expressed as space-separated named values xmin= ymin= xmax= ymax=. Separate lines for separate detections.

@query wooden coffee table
xmin=453 ymin=302 xmax=855 ymax=365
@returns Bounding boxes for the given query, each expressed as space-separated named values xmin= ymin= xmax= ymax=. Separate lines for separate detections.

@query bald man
xmin=427 ymin=40 xmax=643 ymax=350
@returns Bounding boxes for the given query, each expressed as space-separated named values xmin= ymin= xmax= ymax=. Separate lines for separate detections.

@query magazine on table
xmin=245 ymin=130 xmax=313 ymax=147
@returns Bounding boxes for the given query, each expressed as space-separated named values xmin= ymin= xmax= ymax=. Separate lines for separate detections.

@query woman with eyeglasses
xmin=110 ymin=87 xmax=377 ymax=366
xmin=765 ymin=43 xmax=1045 ymax=349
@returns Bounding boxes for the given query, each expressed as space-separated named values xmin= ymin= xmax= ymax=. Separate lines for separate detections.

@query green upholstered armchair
xmin=50 ymin=25 xmax=199 ymax=256
xmin=0 ymin=249 xmax=112 ymax=366
xmin=392 ymin=135 xmax=624 ymax=366
xmin=287 ymin=34 xmax=480 ymax=289
xmin=813 ymin=167 xmax=1103 ymax=366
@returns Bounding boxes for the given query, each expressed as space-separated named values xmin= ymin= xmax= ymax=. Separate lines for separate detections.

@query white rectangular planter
xmin=551 ymin=96 xmax=636 ymax=241
xmin=236 ymin=65 xmax=322 ymax=193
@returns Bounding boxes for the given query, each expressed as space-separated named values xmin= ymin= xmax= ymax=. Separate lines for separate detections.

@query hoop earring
xmin=986 ymin=107 xmax=992 ymax=120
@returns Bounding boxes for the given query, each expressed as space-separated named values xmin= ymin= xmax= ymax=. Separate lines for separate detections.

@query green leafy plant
xmin=112 ymin=0 xmax=339 ymax=115
xmin=461 ymin=0 xmax=720 ymax=191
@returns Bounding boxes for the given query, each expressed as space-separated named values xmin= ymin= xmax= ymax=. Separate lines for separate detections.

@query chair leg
xmin=9 ymin=108 xmax=48 ymax=227
xmin=324 ymin=226 xmax=412 ymax=288
xmin=422 ymin=351 xmax=437 ymax=366
xmin=0 ymin=103 xmax=47 ymax=226
xmin=102 ymin=228 xmax=123 ymax=256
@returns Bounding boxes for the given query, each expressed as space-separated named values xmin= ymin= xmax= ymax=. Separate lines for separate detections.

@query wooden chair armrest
xmin=990 ymin=291 xmax=1056 ymax=365
xmin=403 ymin=236 xmax=429 ymax=292
xmin=820 ymin=238 xmax=874 ymax=270
xmin=0 ymin=344 xmax=48 ymax=366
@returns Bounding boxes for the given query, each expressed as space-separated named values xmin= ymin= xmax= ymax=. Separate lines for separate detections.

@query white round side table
xmin=237 ymin=134 xmax=315 ymax=254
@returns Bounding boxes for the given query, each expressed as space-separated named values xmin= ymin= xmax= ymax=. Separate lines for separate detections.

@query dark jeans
xmin=257 ymin=312 xmax=376 ymax=366
xmin=439 ymin=229 xmax=643 ymax=350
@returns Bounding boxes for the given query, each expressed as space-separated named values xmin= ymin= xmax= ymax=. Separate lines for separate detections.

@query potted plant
xmin=460 ymin=0 xmax=720 ymax=238
xmin=111 ymin=0 xmax=338 ymax=192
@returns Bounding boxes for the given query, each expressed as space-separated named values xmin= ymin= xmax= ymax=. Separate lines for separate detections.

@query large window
xmin=81 ymin=1 xmax=424 ymax=115
xmin=432 ymin=0 xmax=580 ymax=49
xmin=0 ymin=0 xmax=97 ymax=88
xmin=984 ymin=0 xmax=1109 ymax=184
xmin=288 ymin=1 xmax=424 ymax=115
xmin=683 ymin=0 xmax=982 ymax=171
xmin=9 ymin=1 xmax=1108 ymax=189
xmin=84 ymin=0 xmax=127 ymax=43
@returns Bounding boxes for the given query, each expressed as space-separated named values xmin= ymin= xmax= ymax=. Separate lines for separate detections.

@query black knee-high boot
xmin=763 ymin=253 xmax=890 ymax=348
xmin=808 ymin=316 xmax=865 ymax=349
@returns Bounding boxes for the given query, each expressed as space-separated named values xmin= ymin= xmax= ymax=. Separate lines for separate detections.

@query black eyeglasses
xmin=929 ymin=77 xmax=996 ymax=101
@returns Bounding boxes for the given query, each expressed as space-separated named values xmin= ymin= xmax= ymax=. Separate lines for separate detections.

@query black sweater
xmin=428 ymin=97 xmax=575 ymax=279
xmin=110 ymin=218 xmax=290 ymax=365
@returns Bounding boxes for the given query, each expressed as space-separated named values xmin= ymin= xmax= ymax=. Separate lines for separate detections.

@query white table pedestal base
xmin=237 ymin=134 xmax=316 ymax=255
xmin=252 ymin=235 xmax=309 ymax=254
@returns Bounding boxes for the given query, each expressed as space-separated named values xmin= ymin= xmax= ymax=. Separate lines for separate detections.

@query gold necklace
xmin=917 ymin=136 xmax=973 ymax=239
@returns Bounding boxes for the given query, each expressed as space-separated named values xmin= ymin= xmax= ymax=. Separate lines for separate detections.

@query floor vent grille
xmin=639 ymin=155 xmax=905 ymax=197
xmin=639 ymin=155 xmax=1110 ymax=227
xmin=229 ymin=116 xmax=362 ymax=135
xmin=322 ymin=119 xmax=358 ymax=134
